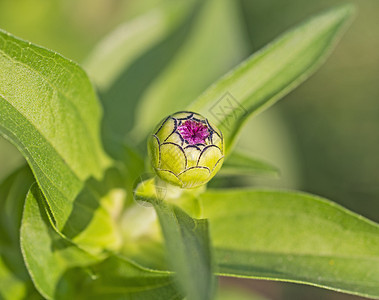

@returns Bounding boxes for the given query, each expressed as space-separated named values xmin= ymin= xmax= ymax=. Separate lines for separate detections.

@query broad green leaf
xmin=199 ymin=189 xmax=379 ymax=299
xmin=135 ymin=180 xmax=215 ymax=300
xmin=0 ymin=29 xmax=120 ymax=252
xmin=20 ymin=184 xmax=99 ymax=299
xmin=21 ymin=183 xmax=177 ymax=299
xmin=55 ymin=256 xmax=180 ymax=300
xmin=219 ymin=151 xmax=279 ymax=177
xmin=132 ymin=0 xmax=247 ymax=139
xmin=189 ymin=4 xmax=355 ymax=154
xmin=0 ymin=166 xmax=39 ymax=299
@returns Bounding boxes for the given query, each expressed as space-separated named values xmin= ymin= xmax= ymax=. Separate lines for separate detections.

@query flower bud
xmin=148 ymin=111 xmax=224 ymax=188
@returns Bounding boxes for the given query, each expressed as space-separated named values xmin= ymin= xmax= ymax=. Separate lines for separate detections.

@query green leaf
xmin=199 ymin=189 xmax=379 ymax=299
xmin=120 ymin=203 xmax=167 ymax=271
xmin=217 ymin=286 xmax=268 ymax=300
xmin=0 ymin=166 xmax=39 ymax=299
xmin=20 ymin=184 xmax=99 ymax=299
xmin=117 ymin=141 xmax=145 ymax=205
xmin=55 ymin=256 xmax=180 ymax=300
xmin=0 ymin=29 xmax=120 ymax=252
xmin=155 ymin=204 xmax=215 ymax=300
xmin=21 ymin=183 xmax=178 ymax=299
xmin=120 ymin=178 xmax=204 ymax=271
xmin=220 ymin=151 xmax=279 ymax=177
xmin=84 ymin=0 xmax=198 ymax=92
xmin=86 ymin=0 xmax=246 ymax=140
xmin=189 ymin=4 xmax=355 ymax=154
xmin=132 ymin=0 xmax=247 ymax=139
xmin=84 ymin=0 xmax=203 ymax=140
xmin=135 ymin=180 xmax=215 ymax=300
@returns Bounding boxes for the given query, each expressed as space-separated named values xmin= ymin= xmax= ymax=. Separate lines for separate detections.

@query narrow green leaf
xmin=84 ymin=0 xmax=198 ymax=91
xmin=132 ymin=0 xmax=247 ymax=139
xmin=84 ymin=0 xmax=203 ymax=139
xmin=199 ymin=189 xmax=379 ymax=299
xmin=220 ymin=151 xmax=279 ymax=177
xmin=120 ymin=203 xmax=167 ymax=271
xmin=20 ymin=184 xmax=99 ymax=299
xmin=155 ymin=204 xmax=215 ymax=300
xmin=117 ymin=141 xmax=145 ymax=205
xmin=120 ymin=178 xmax=204 ymax=271
xmin=0 ymin=166 xmax=39 ymax=299
xmin=135 ymin=181 xmax=215 ymax=300
xmin=0 ymin=29 xmax=120 ymax=252
xmin=86 ymin=0 xmax=246 ymax=140
xmin=55 ymin=256 xmax=180 ymax=300
xmin=189 ymin=4 xmax=355 ymax=153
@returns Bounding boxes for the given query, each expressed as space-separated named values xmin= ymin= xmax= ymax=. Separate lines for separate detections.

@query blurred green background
xmin=0 ymin=0 xmax=378 ymax=299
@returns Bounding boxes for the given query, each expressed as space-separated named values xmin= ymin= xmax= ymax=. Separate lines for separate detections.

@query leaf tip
xmin=331 ymin=3 xmax=357 ymax=22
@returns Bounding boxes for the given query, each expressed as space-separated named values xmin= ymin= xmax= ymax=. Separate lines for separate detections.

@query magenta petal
xmin=177 ymin=120 xmax=209 ymax=145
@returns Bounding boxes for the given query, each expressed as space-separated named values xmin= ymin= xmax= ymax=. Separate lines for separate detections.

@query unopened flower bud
xmin=148 ymin=111 xmax=224 ymax=188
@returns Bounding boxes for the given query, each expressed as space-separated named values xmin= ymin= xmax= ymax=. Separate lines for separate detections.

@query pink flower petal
xmin=177 ymin=120 xmax=209 ymax=145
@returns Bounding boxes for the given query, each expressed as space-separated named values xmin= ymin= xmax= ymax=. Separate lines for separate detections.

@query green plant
xmin=0 ymin=1 xmax=378 ymax=300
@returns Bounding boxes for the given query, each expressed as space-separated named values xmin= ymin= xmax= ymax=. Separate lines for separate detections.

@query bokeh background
xmin=0 ymin=0 xmax=378 ymax=299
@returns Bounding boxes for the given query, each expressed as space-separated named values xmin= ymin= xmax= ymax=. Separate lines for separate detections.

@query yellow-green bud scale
xmin=148 ymin=111 xmax=224 ymax=188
